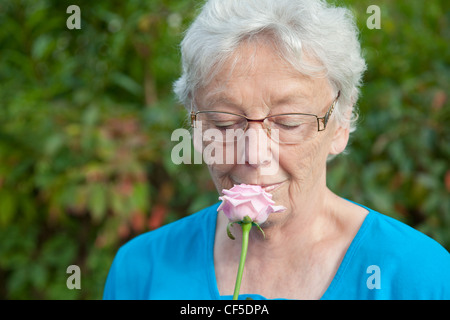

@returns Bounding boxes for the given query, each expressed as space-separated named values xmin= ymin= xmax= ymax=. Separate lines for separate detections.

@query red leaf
xmin=148 ymin=204 xmax=167 ymax=230
xmin=445 ymin=171 xmax=450 ymax=193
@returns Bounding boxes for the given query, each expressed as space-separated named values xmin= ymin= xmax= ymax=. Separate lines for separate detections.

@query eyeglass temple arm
xmin=190 ymin=112 xmax=196 ymax=127
xmin=317 ymin=91 xmax=340 ymax=131
xmin=190 ymin=100 xmax=198 ymax=127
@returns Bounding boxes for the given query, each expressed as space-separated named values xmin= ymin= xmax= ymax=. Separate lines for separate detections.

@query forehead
xmin=196 ymin=41 xmax=332 ymax=110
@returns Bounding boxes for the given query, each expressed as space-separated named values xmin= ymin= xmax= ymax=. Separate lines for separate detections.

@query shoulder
xmin=329 ymin=202 xmax=450 ymax=299
xmin=369 ymin=210 xmax=449 ymax=262
xmin=357 ymin=206 xmax=450 ymax=299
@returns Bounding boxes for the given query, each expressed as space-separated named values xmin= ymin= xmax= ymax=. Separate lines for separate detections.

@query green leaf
xmin=44 ymin=134 xmax=64 ymax=156
xmin=111 ymin=72 xmax=142 ymax=96
xmin=89 ymin=183 xmax=107 ymax=223
xmin=31 ymin=34 xmax=53 ymax=60
xmin=0 ymin=190 xmax=16 ymax=227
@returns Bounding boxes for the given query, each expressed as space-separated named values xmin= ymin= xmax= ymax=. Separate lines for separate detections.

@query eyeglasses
xmin=190 ymin=91 xmax=340 ymax=145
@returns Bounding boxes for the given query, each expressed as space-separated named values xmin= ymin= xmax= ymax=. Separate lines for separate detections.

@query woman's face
xmin=195 ymin=42 xmax=348 ymax=226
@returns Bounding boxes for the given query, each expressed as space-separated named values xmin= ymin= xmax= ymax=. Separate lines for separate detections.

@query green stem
xmin=232 ymin=222 xmax=252 ymax=300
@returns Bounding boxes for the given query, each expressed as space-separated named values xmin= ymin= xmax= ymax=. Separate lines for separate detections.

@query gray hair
xmin=173 ymin=0 xmax=366 ymax=133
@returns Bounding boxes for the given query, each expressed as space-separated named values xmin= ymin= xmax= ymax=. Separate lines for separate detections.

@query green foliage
xmin=0 ymin=0 xmax=448 ymax=299
xmin=0 ymin=0 xmax=215 ymax=299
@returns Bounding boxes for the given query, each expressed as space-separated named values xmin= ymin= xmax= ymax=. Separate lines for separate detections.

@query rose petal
xmin=218 ymin=183 xmax=286 ymax=223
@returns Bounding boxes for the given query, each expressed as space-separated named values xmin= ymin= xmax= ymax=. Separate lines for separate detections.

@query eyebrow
xmin=200 ymin=90 xmax=240 ymax=109
xmin=201 ymin=91 xmax=311 ymax=109
xmin=272 ymin=94 xmax=310 ymax=106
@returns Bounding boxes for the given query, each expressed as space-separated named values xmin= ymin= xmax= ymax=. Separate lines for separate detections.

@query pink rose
xmin=218 ymin=184 xmax=286 ymax=224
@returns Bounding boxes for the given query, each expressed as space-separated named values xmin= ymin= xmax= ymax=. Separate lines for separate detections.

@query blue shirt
xmin=103 ymin=201 xmax=450 ymax=300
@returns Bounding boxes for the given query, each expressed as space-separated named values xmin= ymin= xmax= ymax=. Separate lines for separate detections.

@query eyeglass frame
xmin=190 ymin=91 xmax=340 ymax=142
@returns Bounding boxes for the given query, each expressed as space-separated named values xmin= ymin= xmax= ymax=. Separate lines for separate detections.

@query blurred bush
xmin=0 ymin=0 xmax=448 ymax=299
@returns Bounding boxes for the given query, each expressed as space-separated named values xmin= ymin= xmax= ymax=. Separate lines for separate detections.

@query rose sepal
xmin=226 ymin=215 xmax=265 ymax=240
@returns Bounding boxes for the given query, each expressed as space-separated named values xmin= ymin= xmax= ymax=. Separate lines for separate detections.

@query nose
xmin=243 ymin=122 xmax=273 ymax=168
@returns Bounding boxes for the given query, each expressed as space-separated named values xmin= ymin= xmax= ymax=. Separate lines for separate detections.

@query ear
xmin=329 ymin=124 xmax=350 ymax=155
xmin=329 ymin=102 xmax=353 ymax=155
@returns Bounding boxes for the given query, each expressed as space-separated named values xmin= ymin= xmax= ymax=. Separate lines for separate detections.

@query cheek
xmin=279 ymin=140 xmax=324 ymax=181
xmin=201 ymin=141 xmax=235 ymax=184
xmin=207 ymin=163 xmax=235 ymax=191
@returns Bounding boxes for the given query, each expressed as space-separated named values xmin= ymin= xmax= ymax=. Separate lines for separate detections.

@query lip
xmin=233 ymin=180 xmax=285 ymax=193
xmin=260 ymin=182 xmax=284 ymax=193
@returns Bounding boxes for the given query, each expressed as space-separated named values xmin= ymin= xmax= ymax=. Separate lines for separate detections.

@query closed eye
xmin=270 ymin=118 xmax=305 ymax=129
xmin=275 ymin=123 xmax=302 ymax=130
xmin=214 ymin=121 xmax=239 ymax=127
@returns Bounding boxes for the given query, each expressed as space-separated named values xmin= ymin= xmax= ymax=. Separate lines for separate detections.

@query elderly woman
xmin=103 ymin=0 xmax=450 ymax=300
